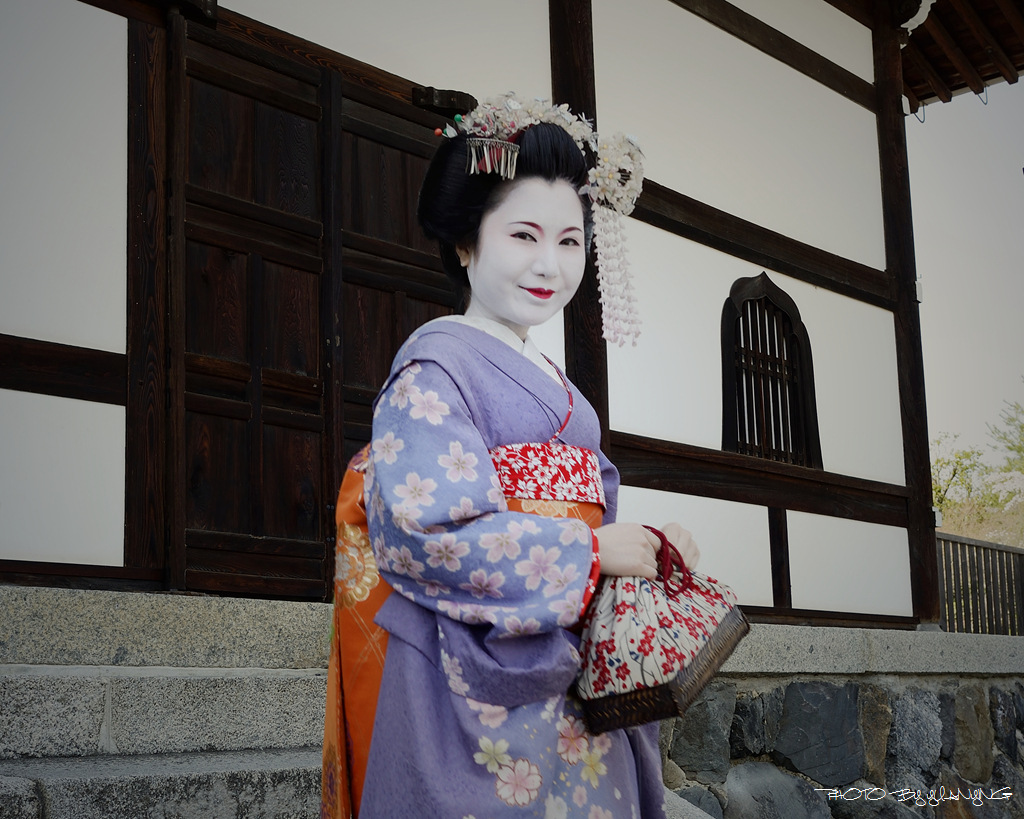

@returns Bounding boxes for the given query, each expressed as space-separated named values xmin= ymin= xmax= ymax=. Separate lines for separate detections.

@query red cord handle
xmin=643 ymin=525 xmax=692 ymax=596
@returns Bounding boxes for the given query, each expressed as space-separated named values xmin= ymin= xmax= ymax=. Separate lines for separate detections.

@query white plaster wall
xmin=226 ymin=0 xmax=552 ymax=105
xmin=0 ymin=0 xmax=126 ymax=353
xmin=608 ymin=220 xmax=906 ymax=486
xmin=0 ymin=390 xmax=125 ymax=566
xmin=784 ymin=275 xmax=906 ymax=486
xmin=616 ymin=486 xmax=774 ymax=608
xmin=787 ymin=512 xmax=914 ymax=616
xmin=0 ymin=0 xmax=127 ymax=566
xmin=593 ymin=0 xmax=885 ymax=270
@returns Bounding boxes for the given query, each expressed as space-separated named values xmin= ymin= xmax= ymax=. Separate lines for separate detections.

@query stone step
xmin=0 ymin=586 xmax=332 ymax=670
xmin=0 ymin=666 xmax=325 ymax=760
xmin=0 ymin=747 xmax=321 ymax=819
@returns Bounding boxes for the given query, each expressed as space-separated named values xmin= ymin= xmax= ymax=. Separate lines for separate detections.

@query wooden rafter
xmin=949 ymin=0 xmax=1020 ymax=82
xmin=904 ymin=39 xmax=953 ymax=101
xmin=993 ymin=0 xmax=1024 ymax=47
xmin=903 ymin=81 xmax=923 ymax=112
xmin=924 ymin=11 xmax=986 ymax=94
xmin=902 ymin=0 xmax=1024 ymax=107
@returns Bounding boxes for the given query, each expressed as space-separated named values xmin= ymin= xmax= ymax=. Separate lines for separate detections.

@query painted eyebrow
xmin=508 ymin=221 xmax=583 ymax=235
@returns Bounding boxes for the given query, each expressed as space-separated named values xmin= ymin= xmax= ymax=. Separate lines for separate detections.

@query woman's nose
xmin=532 ymin=241 xmax=559 ymax=277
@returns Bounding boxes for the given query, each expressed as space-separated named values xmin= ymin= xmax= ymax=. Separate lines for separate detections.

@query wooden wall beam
xmin=634 ymin=181 xmax=894 ymax=310
xmin=667 ymin=0 xmax=877 ymax=112
xmin=549 ymin=0 xmax=610 ymax=451
xmin=611 ymin=431 xmax=910 ymax=528
xmin=0 ymin=561 xmax=163 ymax=591
xmin=125 ymin=18 xmax=169 ymax=573
xmin=76 ymin=0 xmax=164 ymax=26
xmin=0 ymin=335 xmax=126 ymax=406
xmin=873 ymin=9 xmax=939 ymax=624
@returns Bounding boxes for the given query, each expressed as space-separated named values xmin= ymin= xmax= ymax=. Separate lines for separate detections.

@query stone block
xmin=0 ymin=676 xmax=106 ymax=759
xmin=1015 ymin=682 xmax=1024 ymax=732
xmin=676 ymin=784 xmax=724 ymax=819
xmin=858 ymin=684 xmax=891 ymax=787
xmin=0 ymin=748 xmax=321 ymax=819
xmin=989 ymin=686 xmax=1017 ymax=764
xmin=663 ymin=758 xmax=686 ymax=790
xmin=0 ymin=776 xmax=40 ymax=819
xmin=773 ymin=681 xmax=865 ymax=787
xmin=0 ymin=587 xmax=331 ymax=670
xmin=670 ymin=683 xmax=735 ymax=784
xmin=722 ymin=761 xmax=831 ymax=819
xmin=940 ymin=689 xmax=957 ymax=762
xmin=730 ymin=687 xmax=783 ymax=758
xmin=730 ymin=692 xmax=762 ymax=758
xmin=954 ymin=685 xmax=994 ymax=784
xmin=664 ymin=786 xmax=718 ymax=819
xmin=660 ymin=718 xmax=675 ymax=762
xmin=938 ymin=764 xmax=1023 ymax=819
xmin=109 ymin=672 xmax=326 ymax=755
xmin=721 ymin=624 xmax=871 ymax=675
xmin=886 ymin=688 xmax=942 ymax=794
xmin=864 ymin=630 xmax=1024 ymax=676
xmin=990 ymin=755 xmax=1024 ymax=819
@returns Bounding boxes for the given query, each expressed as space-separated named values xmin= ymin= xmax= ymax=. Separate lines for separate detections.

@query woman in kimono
xmin=322 ymin=94 xmax=698 ymax=819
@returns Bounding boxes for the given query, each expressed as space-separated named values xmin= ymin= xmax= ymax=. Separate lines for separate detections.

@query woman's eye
xmin=513 ymin=231 xmax=537 ymax=242
xmin=561 ymin=237 xmax=581 ymax=246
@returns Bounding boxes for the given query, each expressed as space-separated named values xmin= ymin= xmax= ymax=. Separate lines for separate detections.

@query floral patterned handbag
xmin=575 ymin=527 xmax=749 ymax=734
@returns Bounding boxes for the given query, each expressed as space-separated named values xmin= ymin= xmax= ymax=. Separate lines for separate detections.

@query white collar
xmin=430 ymin=315 xmax=563 ymax=384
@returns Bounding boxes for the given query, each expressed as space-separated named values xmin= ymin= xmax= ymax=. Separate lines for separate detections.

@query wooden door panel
xmin=184 ymin=411 xmax=251 ymax=531
xmin=340 ymin=131 xmax=432 ymax=251
xmin=184 ymin=241 xmax=248 ymax=363
xmin=187 ymin=80 xmax=254 ymax=199
xmin=402 ymin=296 xmax=452 ymax=341
xmin=170 ymin=15 xmax=329 ymax=599
xmin=167 ymin=12 xmax=464 ymax=599
xmin=262 ymin=424 xmax=321 ymax=540
xmin=262 ymin=261 xmax=319 ymax=376
xmin=341 ymin=282 xmax=396 ymax=393
xmin=255 ymin=103 xmax=319 ymax=219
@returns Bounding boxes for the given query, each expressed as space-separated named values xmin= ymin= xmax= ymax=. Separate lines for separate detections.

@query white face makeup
xmin=458 ymin=177 xmax=587 ymax=340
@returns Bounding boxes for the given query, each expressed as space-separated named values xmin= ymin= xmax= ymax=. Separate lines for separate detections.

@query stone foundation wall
xmin=656 ymin=625 xmax=1024 ymax=819
xmin=4 ymin=588 xmax=1024 ymax=819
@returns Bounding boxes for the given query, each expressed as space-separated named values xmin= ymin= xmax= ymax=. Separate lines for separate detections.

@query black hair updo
xmin=417 ymin=122 xmax=594 ymax=299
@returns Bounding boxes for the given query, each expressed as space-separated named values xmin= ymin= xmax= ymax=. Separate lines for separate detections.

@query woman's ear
xmin=455 ymin=242 xmax=473 ymax=268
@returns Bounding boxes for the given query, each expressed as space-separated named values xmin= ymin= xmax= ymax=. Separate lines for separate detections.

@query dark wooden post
xmin=549 ymin=0 xmax=610 ymax=452
xmin=873 ymin=4 xmax=939 ymax=625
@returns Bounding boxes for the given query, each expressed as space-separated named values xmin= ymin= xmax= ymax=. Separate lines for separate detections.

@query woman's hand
xmin=594 ymin=523 xmax=661 ymax=578
xmin=660 ymin=522 xmax=700 ymax=571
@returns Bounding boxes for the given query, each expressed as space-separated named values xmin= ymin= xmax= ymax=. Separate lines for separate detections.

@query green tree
xmin=988 ymin=391 xmax=1024 ymax=474
xmin=930 ymin=433 xmax=998 ymax=530
xmin=931 ymin=378 xmax=1024 ymax=547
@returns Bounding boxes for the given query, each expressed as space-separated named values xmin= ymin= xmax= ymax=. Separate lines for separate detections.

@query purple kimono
xmin=360 ymin=319 xmax=666 ymax=818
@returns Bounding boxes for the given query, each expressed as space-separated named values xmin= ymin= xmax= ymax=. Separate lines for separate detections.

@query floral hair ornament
xmin=435 ymin=93 xmax=645 ymax=346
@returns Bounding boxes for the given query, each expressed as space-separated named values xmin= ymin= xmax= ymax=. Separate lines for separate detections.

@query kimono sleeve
xmin=365 ymin=360 xmax=598 ymax=636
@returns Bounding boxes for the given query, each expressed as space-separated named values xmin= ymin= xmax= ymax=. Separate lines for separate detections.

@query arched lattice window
xmin=721 ymin=273 xmax=822 ymax=468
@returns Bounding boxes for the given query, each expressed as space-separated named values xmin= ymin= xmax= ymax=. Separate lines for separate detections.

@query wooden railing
xmin=936 ymin=533 xmax=1024 ymax=635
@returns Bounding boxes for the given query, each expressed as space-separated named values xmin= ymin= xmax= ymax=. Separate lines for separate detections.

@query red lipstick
xmin=525 ymin=287 xmax=554 ymax=300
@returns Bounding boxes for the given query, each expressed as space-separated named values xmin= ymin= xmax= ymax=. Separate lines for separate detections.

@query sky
xmin=905 ymin=80 xmax=1024 ymax=466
